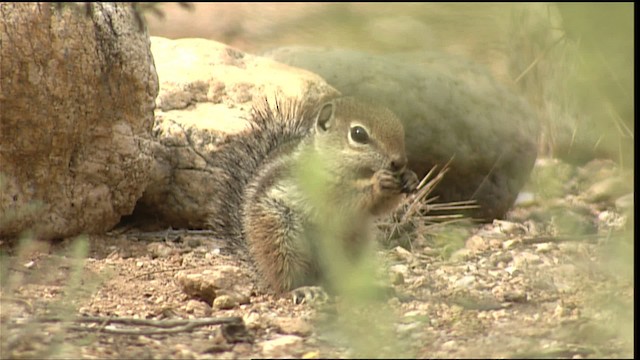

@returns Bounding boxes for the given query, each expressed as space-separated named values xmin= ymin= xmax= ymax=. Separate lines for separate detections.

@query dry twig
xmin=22 ymin=315 xmax=245 ymax=336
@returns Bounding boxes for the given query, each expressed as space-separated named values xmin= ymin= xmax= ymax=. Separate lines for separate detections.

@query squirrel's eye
xmin=349 ymin=125 xmax=370 ymax=144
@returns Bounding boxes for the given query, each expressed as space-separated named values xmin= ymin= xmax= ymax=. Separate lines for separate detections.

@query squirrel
xmin=206 ymin=96 xmax=418 ymax=296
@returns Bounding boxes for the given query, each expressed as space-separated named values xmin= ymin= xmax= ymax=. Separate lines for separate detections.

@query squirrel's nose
xmin=389 ymin=155 xmax=407 ymax=172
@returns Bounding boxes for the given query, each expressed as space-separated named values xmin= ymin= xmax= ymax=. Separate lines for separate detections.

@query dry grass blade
xmin=402 ymin=161 xmax=451 ymax=222
xmin=514 ymin=34 xmax=566 ymax=84
xmin=380 ymin=159 xmax=480 ymax=250
xmin=400 ymin=157 xmax=478 ymax=224
xmin=427 ymin=200 xmax=478 ymax=212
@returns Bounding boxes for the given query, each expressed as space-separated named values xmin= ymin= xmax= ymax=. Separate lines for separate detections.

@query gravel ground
xmin=0 ymin=158 xmax=633 ymax=359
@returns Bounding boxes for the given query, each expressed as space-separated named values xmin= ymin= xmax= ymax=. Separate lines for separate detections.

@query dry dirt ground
xmin=0 ymin=158 xmax=633 ymax=359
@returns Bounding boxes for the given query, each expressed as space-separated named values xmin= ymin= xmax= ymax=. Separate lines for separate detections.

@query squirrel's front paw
xmin=375 ymin=169 xmax=404 ymax=194
xmin=291 ymin=286 xmax=330 ymax=305
xmin=400 ymin=169 xmax=419 ymax=194
xmin=375 ymin=169 xmax=418 ymax=194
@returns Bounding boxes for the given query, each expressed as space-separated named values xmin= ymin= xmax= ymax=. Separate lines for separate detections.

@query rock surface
xmin=0 ymin=3 xmax=158 ymax=239
xmin=265 ymin=46 xmax=539 ymax=220
xmin=129 ymin=37 xmax=338 ymax=229
xmin=146 ymin=3 xmax=633 ymax=169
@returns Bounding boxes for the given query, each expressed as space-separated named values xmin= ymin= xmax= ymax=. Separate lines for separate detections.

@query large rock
xmin=128 ymin=37 xmax=338 ymax=229
xmin=265 ymin=46 xmax=539 ymax=220
xmin=0 ymin=3 xmax=158 ymax=239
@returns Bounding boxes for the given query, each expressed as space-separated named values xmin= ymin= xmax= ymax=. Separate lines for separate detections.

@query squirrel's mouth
xmin=354 ymin=166 xmax=404 ymax=180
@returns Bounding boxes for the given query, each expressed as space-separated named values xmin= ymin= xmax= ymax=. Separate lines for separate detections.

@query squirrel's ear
xmin=315 ymin=102 xmax=334 ymax=132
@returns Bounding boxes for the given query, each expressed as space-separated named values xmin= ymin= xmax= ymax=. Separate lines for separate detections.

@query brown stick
xmin=28 ymin=316 xmax=244 ymax=335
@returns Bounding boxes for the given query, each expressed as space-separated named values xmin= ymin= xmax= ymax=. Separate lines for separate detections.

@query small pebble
xmin=147 ymin=242 xmax=174 ymax=258
xmin=213 ymin=295 xmax=238 ymax=310
xmin=302 ymin=351 xmax=321 ymax=359
xmin=454 ymin=275 xmax=476 ymax=289
xmin=534 ymin=243 xmax=554 ymax=254
xmin=274 ymin=317 xmax=313 ymax=337
xmin=262 ymin=335 xmax=303 ymax=355
xmin=466 ymin=235 xmax=489 ymax=253
xmin=450 ymin=248 xmax=472 ymax=262
xmin=493 ymin=220 xmax=524 ymax=235
xmin=442 ymin=340 xmax=457 ymax=351
xmin=390 ymin=271 xmax=405 ymax=285
xmin=514 ymin=191 xmax=536 ymax=207
xmin=489 ymin=238 xmax=503 ymax=249
xmin=396 ymin=322 xmax=420 ymax=333
xmin=392 ymin=246 xmax=414 ymax=261
xmin=502 ymin=239 xmax=518 ymax=250
xmin=503 ymin=291 xmax=528 ymax=303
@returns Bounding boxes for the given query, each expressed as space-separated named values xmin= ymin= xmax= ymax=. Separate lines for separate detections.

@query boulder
xmin=129 ymin=37 xmax=338 ymax=229
xmin=265 ymin=46 xmax=539 ymax=220
xmin=0 ymin=3 xmax=158 ymax=239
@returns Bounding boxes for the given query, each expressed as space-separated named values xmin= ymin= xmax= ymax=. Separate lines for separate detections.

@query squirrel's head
xmin=312 ymin=97 xmax=408 ymax=176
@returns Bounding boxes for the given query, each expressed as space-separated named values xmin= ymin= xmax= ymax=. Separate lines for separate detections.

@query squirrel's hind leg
xmin=243 ymin=193 xmax=319 ymax=294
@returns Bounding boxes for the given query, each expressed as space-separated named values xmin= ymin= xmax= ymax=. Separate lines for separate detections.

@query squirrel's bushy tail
xmin=205 ymin=97 xmax=317 ymax=243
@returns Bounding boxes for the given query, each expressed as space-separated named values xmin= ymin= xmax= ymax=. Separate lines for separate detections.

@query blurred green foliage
xmin=0 ymin=235 xmax=94 ymax=358
xmin=51 ymin=2 xmax=193 ymax=31
xmin=295 ymin=150 xmax=413 ymax=358
xmin=554 ymin=5 xmax=633 ymax=353
xmin=548 ymin=3 xmax=633 ymax=166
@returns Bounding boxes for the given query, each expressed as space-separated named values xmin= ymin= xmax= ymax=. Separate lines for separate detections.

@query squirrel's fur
xmin=206 ymin=96 xmax=417 ymax=293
